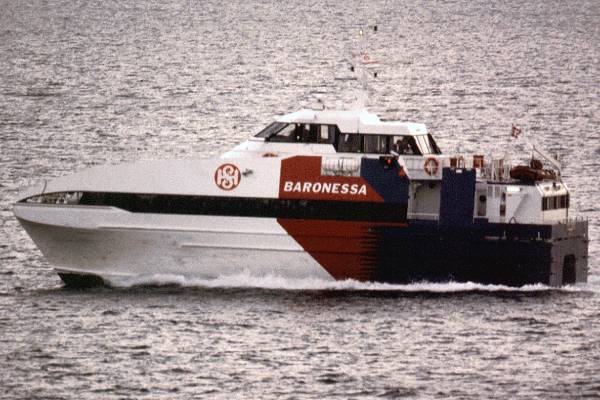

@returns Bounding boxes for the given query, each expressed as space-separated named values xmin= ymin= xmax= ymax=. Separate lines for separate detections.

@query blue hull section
xmin=370 ymin=219 xmax=588 ymax=287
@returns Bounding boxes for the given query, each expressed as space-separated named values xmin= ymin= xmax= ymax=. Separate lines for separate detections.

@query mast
xmin=349 ymin=24 xmax=379 ymax=110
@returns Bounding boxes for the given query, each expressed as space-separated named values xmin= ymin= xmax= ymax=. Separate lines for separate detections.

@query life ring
xmin=424 ymin=157 xmax=439 ymax=176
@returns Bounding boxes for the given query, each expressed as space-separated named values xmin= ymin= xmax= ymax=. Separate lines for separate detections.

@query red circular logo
xmin=214 ymin=164 xmax=241 ymax=190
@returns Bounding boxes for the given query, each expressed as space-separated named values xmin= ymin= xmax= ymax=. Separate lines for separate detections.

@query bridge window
xmin=338 ymin=133 xmax=362 ymax=153
xmin=428 ymin=134 xmax=441 ymax=154
xmin=303 ymin=124 xmax=319 ymax=142
xmin=255 ymin=122 xmax=287 ymax=138
xmin=410 ymin=134 xmax=441 ymax=155
xmin=269 ymin=124 xmax=298 ymax=142
xmin=391 ymin=135 xmax=420 ymax=155
xmin=258 ymin=122 xmax=340 ymax=144
xmin=318 ymin=125 xmax=338 ymax=144
xmin=416 ymin=135 xmax=430 ymax=154
xmin=364 ymin=135 xmax=388 ymax=154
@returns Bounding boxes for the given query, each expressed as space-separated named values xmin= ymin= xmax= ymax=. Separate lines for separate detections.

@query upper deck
xmin=276 ymin=109 xmax=428 ymax=136
xmin=224 ymin=108 xmax=441 ymax=158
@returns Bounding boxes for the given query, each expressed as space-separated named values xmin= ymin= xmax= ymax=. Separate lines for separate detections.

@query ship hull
xmin=14 ymin=203 xmax=588 ymax=288
xmin=14 ymin=204 xmax=333 ymax=287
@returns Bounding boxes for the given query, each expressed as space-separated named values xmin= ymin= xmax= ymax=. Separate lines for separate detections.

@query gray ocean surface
xmin=1 ymin=0 xmax=599 ymax=398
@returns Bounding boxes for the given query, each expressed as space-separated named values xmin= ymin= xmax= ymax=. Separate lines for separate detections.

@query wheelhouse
xmin=255 ymin=121 xmax=441 ymax=155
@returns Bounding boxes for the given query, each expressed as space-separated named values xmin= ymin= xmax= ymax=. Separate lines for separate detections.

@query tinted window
xmin=260 ymin=123 xmax=341 ymax=144
xmin=416 ymin=135 xmax=431 ymax=154
xmin=269 ymin=124 xmax=298 ymax=142
xmin=427 ymin=134 xmax=441 ymax=154
xmin=391 ymin=135 xmax=421 ymax=155
xmin=337 ymin=133 xmax=362 ymax=153
xmin=255 ymin=122 xmax=286 ymax=138
xmin=542 ymin=194 xmax=569 ymax=211
xmin=318 ymin=125 xmax=337 ymax=144
xmin=79 ymin=192 xmax=407 ymax=222
xmin=304 ymin=124 xmax=319 ymax=143
xmin=364 ymin=135 xmax=388 ymax=154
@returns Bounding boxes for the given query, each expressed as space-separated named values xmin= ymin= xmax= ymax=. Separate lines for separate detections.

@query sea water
xmin=1 ymin=0 xmax=599 ymax=398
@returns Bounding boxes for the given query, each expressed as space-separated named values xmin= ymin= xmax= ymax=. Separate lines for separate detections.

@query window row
xmin=255 ymin=122 xmax=441 ymax=155
xmin=542 ymin=194 xmax=569 ymax=211
xmin=71 ymin=192 xmax=408 ymax=222
xmin=256 ymin=122 xmax=337 ymax=145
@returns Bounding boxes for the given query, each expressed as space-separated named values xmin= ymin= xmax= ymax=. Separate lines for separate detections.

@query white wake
xmin=104 ymin=271 xmax=598 ymax=293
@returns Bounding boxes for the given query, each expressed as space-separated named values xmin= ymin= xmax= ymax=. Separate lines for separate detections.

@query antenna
xmin=533 ymin=145 xmax=562 ymax=174
xmin=348 ymin=24 xmax=380 ymax=109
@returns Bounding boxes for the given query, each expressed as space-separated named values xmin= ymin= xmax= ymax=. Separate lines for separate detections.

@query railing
xmin=321 ymin=157 xmax=361 ymax=177
xmin=407 ymin=212 xmax=438 ymax=220
xmin=401 ymin=154 xmax=491 ymax=179
xmin=559 ymin=216 xmax=588 ymax=227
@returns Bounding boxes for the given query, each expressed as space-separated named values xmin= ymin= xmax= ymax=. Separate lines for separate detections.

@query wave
xmin=104 ymin=271 xmax=597 ymax=293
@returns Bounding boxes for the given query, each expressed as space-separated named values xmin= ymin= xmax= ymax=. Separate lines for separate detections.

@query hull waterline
xmin=14 ymin=203 xmax=588 ymax=288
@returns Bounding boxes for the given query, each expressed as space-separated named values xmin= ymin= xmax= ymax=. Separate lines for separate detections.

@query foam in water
xmin=104 ymin=271 xmax=595 ymax=293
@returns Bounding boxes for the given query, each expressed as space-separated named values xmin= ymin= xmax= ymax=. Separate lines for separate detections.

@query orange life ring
xmin=424 ymin=157 xmax=439 ymax=176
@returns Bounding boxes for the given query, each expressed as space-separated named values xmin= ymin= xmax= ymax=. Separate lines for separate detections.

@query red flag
xmin=511 ymin=124 xmax=522 ymax=138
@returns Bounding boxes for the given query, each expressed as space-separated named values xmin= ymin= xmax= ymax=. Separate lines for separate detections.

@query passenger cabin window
xmin=269 ymin=124 xmax=297 ymax=142
xmin=256 ymin=123 xmax=442 ymax=156
xmin=257 ymin=123 xmax=339 ymax=145
xmin=542 ymin=194 xmax=569 ymax=211
xmin=363 ymin=135 xmax=388 ymax=154
xmin=429 ymin=134 xmax=441 ymax=154
xmin=303 ymin=124 xmax=319 ymax=142
xmin=391 ymin=135 xmax=420 ymax=155
xmin=318 ymin=125 xmax=337 ymax=144
xmin=416 ymin=134 xmax=441 ymax=155
xmin=338 ymin=133 xmax=362 ymax=153
xmin=391 ymin=134 xmax=441 ymax=155
xmin=256 ymin=122 xmax=286 ymax=138
xmin=337 ymin=134 xmax=392 ymax=153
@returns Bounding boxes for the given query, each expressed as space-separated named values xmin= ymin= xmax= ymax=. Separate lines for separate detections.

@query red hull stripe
xmin=277 ymin=219 xmax=407 ymax=281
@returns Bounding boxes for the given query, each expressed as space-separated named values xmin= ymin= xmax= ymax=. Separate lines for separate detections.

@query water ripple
xmin=1 ymin=0 xmax=599 ymax=399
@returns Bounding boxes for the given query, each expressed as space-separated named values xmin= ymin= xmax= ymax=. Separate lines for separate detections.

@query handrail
xmin=407 ymin=212 xmax=438 ymax=220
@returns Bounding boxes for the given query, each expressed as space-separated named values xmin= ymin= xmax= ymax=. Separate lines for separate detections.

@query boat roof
xmin=275 ymin=108 xmax=428 ymax=136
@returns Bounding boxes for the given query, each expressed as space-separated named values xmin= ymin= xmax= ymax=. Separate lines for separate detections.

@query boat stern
xmin=548 ymin=218 xmax=589 ymax=286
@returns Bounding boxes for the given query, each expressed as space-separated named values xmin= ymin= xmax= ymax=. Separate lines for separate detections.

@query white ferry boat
xmin=13 ymin=107 xmax=588 ymax=287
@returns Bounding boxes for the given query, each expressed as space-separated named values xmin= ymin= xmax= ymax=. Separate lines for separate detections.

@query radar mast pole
xmin=350 ymin=24 xmax=379 ymax=110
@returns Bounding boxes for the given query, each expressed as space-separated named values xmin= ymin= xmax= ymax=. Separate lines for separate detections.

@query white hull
xmin=14 ymin=203 xmax=333 ymax=285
